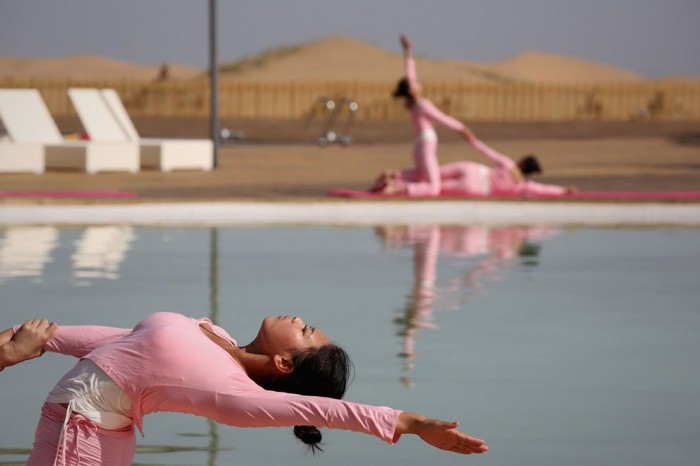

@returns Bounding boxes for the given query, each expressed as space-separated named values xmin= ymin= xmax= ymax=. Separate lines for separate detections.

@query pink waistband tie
xmin=53 ymin=401 xmax=98 ymax=466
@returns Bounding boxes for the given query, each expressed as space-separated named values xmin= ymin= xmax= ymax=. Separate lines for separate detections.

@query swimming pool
xmin=1 ymin=225 xmax=698 ymax=466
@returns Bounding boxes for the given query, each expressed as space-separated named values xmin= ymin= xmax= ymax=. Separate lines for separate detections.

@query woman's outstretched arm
xmin=400 ymin=34 xmax=417 ymax=82
xmin=396 ymin=411 xmax=488 ymax=455
xmin=0 ymin=319 xmax=58 ymax=370
xmin=192 ymin=386 xmax=488 ymax=455
xmin=469 ymin=138 xmax=517 ymax=170
xmin=1 ymin=320 xmax=132 ymax=368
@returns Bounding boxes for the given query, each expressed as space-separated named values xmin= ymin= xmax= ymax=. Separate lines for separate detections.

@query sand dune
xmin=0 ymin=55 xmax=202 ymax=80
xmin=218 ymin=36 xmax=505 ymax=83
xmin=217 ymin=36 xmax=648 ymax=84
xmin=479 ymin=50 xmax=646 ymax=83
xmin=0 ymin=36 xmax=696 ymax=83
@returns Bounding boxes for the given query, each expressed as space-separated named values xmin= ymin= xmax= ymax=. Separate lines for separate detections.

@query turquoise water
xmin=1 ymin=225 xmax=698 ymax=466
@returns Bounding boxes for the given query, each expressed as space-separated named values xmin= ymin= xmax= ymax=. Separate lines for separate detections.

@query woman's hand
xmin=0 ymin=319 xmax=58 ymax=369
xmin=461 ymin=126 xmax=476 ymax=144
xmin=400 ymin=34 xmax=412 ymax=53
xmin=396 ymin=412 xmax=488 ymax=455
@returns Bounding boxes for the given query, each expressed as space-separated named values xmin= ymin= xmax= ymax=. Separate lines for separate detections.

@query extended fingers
xmin=451 ymin=437 xmax=488 ymax=454
xmin=448 ymin=431 xmax=488 ymax=454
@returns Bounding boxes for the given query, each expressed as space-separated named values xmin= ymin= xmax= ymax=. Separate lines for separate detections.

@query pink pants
xmin=26 ymin=402 xmax=135 ymax=466
xmin=398 ymin=140 xmax=490 ymax=196
xmin=398 ymin=139 xmax=442 ymax=196
xmin=439 ymin=161 xmax=490 ymax=196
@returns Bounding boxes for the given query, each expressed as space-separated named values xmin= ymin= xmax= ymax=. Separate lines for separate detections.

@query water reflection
xmin=376 ymin=225 xmax=560 ymax=387
xmin=72 ymin=226 xmax=135 ymax=284
xmin=0 ymin=226 xmax=135 ymax=285
xmin=0 ymin=227 xmax=58 ymax=282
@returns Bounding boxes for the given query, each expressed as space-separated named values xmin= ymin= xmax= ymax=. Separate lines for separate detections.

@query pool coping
xmin=1 ymin=201 xmax=700 ymax=227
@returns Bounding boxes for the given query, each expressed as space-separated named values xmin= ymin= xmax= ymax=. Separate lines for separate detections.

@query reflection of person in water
xmin=378 ymin=225 xmax=559 ymax=386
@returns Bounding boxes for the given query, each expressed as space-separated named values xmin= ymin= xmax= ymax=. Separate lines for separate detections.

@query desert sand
xmin=1 ymin=119 xmax=699 ymax=204
xmin=1 ymin=35 xmax=689 ymax=83
xmin=0 ymin=55 xmax=201 ymax=81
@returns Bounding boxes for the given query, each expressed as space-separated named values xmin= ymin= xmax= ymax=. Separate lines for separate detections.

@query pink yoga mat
xmin=328 ymin=188 xmax=700 ymax=201
xmin=0 ymin=190 xmax=138 ymax=199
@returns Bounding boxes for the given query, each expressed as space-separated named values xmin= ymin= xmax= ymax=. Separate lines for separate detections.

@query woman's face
xmin=258 ymin=315 xmax=331 ymax=356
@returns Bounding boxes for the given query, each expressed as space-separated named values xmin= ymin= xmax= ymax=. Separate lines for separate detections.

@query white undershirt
xmin=478 ymin=164 xmax=491 ymax=195
xmin=46 ymin=359 xmax=132 ymax=429
xmin=418 ymin=129 xmax=438 ymax=141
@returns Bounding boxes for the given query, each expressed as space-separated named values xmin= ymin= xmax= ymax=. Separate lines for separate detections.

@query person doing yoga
xmin=374 ymin=34 xmax=576 ymax=197
xmin=1 ymin=313 xmax=488 ymax=465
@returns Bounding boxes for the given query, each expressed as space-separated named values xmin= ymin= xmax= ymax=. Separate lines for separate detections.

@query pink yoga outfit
xmin=15 ymin=312 xmax=402 ymax=465
xmin=395 ymin=57 xmax=466 ymax=196
xmin=439 ymin=139 xmax=568 ymax=197
xmin=394 ymin=57 xmax=565 ymax=197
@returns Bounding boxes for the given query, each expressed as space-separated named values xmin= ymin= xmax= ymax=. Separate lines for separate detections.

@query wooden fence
xmin=2 ymin=78 xmax=699 ymax=121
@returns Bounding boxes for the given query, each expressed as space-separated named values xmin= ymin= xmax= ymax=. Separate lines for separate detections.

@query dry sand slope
xmin=3 ymin=35 xmax=694 ymax=83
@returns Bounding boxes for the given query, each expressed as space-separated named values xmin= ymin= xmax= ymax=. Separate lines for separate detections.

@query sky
xmin=1 ymin=0 xmax=699 ymax=78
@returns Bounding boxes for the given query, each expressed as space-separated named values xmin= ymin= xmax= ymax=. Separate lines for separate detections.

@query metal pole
xmin=206 ymin=227 xmax=220 ymax=465
xmin=208 ymin=0 xmax=219 ymax=168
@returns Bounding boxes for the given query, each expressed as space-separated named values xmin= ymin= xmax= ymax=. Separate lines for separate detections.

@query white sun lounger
xmin=0 ymin=89 xmax=139 ymax=174
xmin=69 ymin=88 xmax=213 ymax=172
xmin=0 ymin=89 xmax=47 ymax=174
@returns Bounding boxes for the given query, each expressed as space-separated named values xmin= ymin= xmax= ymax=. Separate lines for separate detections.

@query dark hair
xmin=517 ymin=154 xmax=542 ymax=176
xmin=393 ymin=77 xmax=411 ymax=99
xmin=267 ymin=344 xmax=354 ymax=453
xmin=518 ymin=241 xmax=541 ymax=259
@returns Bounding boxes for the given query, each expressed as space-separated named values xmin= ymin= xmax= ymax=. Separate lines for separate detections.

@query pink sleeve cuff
xmin=390 ymin=410 xmax=403 ymax=444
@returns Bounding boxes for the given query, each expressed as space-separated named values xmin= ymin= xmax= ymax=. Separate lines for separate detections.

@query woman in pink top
xmin=374 ymin=34 xmax=575 ymax=198
xmin=436 ymin=138 xmax=578 ymax=197
xmin=371 ymin=34 xmax=472 ymax=196
xmin=1 ymin=314 xmax=488 ymax=465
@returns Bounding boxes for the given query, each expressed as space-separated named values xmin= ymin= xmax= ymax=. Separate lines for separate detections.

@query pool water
xmin=1 ymin=225 xmax=698 ymax=466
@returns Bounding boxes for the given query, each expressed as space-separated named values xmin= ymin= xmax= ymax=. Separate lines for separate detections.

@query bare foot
xmin=380 ymin=178 xmax=407 ymax=195
xmin=369 ymin=170 xmax=397 ymax=192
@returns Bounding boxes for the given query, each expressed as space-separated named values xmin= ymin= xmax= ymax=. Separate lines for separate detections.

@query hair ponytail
xmin=294 ymin=425 xmax=324 ymax=453
xmin=267 ymin=344 xmax=353 ymax=453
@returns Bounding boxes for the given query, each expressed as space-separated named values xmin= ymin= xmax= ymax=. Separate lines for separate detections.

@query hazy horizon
xmin=1 ymin=0 xmax=699 ymax=78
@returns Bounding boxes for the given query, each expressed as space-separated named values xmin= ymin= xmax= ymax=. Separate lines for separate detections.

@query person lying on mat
xmin=374 ymin=130 xmax=578 ymax=197
xmin=372 ymin=33 xmax=576 ymax=197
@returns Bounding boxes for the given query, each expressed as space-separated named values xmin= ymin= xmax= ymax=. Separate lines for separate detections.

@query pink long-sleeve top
xmin=32 ymin=312 xmax=402 ymax=443
xmin=470 ymin=139 xmax=567 ymax=197
xmin=405 ymin=57 xmax=465 ymax=135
